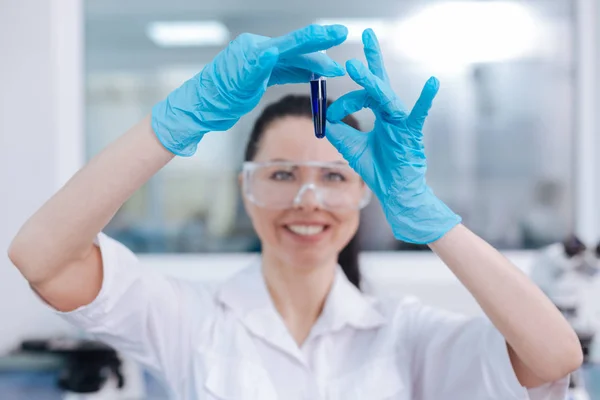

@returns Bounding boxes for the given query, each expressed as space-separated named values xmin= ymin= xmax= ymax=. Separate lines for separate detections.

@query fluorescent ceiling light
xmin=147 ymin=21 xmax=230 ymax=47
xmin=393 ymin=2 xmax=541 ymax=67
xmin=315 ymin=19 xmax=390 ymax=43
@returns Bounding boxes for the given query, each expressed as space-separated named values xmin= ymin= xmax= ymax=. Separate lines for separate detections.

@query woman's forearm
xmin=9 ymin=116 xmax=174 ymax=284
xmin=429 ymin=224 xmax=582 ymax=383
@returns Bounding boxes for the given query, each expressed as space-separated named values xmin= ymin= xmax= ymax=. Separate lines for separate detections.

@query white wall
xmin=0 ymin=0 xmax=83 ymax=354
xmin=596 ymin=0 xmax=600 ymax=236
xmin=575 ymin=0 xmax=599 ymax=244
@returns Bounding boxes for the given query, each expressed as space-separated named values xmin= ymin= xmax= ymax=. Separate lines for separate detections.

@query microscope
xmin=19 ymin=337 xmax=146 ymax=399
xmin=530 ymin=235 xmax=600 ymax=400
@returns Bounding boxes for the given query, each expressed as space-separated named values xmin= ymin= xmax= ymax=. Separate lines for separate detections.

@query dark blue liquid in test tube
xmin=310 ymin=75 xmax=327 ymax=139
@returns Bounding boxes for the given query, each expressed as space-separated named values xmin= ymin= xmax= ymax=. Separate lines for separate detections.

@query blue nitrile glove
xmin=152 ymin=24 xmax=348 ymax=156
xmin=326 ymin=29 xmax=461 ymax=244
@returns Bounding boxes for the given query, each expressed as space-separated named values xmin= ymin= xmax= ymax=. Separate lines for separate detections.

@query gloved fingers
xmin=325 ymin=120 xmax=368 ymax=165
xmin=326 ymin=90 xmax=369 ymax=122
xmin=241 ymin=47 xmax=280 ymax=87
xmin=268 ymin=65 xmax=313 ymax=85
xmin=269 ymin=53 xmax=345 ymax=86
xmin=406 ymin=77 xmax=439 ymax=132
xmin=260 ymin=24 xmax=348 ymax=58
xmin=269 ymin=65 xmax=339 ymax=85
xmin=362 ymin=29 xmax=390 ymax=84
xmin=279 ymin=52 xmax=345 ymax=78
xmin=346 ymin=59 xmax=405 ymax=117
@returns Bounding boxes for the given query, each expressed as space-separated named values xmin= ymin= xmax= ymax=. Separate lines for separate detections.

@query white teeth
xmin=287 ymin=225 xmax=325 ymax=236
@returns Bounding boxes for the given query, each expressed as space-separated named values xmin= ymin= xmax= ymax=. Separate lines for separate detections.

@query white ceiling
xmin=85 ymin=0 xmax=417 ymax=18
xmin=84 ymin=0 xmax=571 ymax=72
xmin=84 ymin=0 xmax=421 ymax=71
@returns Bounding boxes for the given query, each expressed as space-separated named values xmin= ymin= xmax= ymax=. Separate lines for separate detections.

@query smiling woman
xmin=242 ymin=95 xmax=367 ymax=289
xmin=8 ymin=22 xmax=581 ymax=399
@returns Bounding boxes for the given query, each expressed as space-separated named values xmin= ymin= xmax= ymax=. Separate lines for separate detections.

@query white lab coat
xmin=48 ymin=234 xmax=569 ymax=399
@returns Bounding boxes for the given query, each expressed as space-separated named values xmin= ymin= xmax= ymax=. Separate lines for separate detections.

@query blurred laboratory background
xmin=1 ymin=0 xmax=600 ymax=398
xmin=87 ymin=0 xmax=574 ymax=253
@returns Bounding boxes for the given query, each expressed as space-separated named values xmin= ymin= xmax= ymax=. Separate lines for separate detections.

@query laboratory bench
xmin=0 ymin=364 xmax=599 ymax=399
xmin=0 ymin=370 xmax=168 ymax=399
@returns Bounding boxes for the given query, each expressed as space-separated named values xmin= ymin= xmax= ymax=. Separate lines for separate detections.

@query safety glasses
xmin=242 ymin=161 xmax=371 ymax=211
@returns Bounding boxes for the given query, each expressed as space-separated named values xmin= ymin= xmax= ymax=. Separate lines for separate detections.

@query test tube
xmin=310 ymin=51 xmax=327 ymax=139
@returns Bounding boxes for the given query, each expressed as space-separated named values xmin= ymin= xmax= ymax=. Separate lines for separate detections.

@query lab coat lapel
xmin=309 ymin=268 xmax=386 ymax=339
xmin=217 ymin=263 xmax=386 ymax=364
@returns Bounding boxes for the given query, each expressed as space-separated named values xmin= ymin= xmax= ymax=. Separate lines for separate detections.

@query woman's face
xmin=243 ymin=116 xmax=361 ymax=270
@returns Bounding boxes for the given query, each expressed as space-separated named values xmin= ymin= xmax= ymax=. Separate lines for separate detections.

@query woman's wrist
xmin=383 ymin=188 xmax=461 ymax=244
xmin=151 ymin=80 xmax=212 ymax=157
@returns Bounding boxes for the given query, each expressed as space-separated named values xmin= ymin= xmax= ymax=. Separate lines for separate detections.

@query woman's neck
xmin=261 ymin=253 xmax=337 ymax=346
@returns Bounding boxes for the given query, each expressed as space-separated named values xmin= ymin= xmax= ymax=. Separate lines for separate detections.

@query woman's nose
xmin=293 ymin=183 xmax=323 ymax=210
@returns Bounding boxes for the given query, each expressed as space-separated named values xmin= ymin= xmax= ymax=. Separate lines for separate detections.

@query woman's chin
xmin=260 ymin=226 xmax=346 ymax=269
xmin=277 ymin=247 xmax=338 ymax=271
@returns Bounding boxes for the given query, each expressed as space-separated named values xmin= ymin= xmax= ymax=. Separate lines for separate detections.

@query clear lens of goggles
xmin=242 ymin=161 xmax=372 ymax=211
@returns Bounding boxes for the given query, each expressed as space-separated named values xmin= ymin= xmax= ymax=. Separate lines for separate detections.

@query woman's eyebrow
xmin=267 ymin=159 xmax=347 ymax=165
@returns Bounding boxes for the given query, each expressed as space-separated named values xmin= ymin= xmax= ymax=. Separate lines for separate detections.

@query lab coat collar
xmin=311 ymin=267 xmax=386 ymax=335
xmin=216 ymin=263 xmax=386 ymax=362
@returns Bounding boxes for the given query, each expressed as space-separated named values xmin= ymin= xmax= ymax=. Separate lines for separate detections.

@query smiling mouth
xmin=284 ymin=224 xmax=329 ymax=236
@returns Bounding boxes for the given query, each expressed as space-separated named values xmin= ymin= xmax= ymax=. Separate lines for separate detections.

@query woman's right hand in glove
xmin=151 ymin=24 xmax=348 ymax=156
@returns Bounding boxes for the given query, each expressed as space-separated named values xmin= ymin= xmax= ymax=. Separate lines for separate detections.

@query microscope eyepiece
xmin=563 ymin=235 xmax=586 ymax=258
